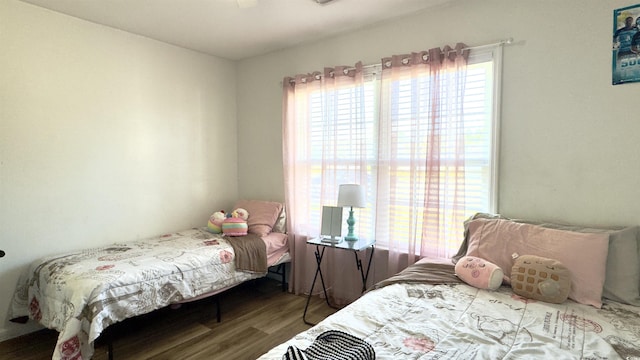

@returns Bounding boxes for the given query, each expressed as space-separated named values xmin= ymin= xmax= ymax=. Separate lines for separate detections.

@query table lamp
xmin=337 ymin=184 xmax=365 ymax=242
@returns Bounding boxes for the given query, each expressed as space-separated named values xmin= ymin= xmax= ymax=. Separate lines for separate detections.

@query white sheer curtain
xmin=282 ymin=43 xmax=473 ymax=301
xmin=375 ymin=44 xmax=470 ymax=276
xmin=283 ymin=63 xmax=372 ymax=305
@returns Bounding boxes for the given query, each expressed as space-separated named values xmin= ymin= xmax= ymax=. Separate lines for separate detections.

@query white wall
xmin=0 ymin=0 xmax=239 ymax=340
xmin=237 ymin=0 xmax=640 ymax=227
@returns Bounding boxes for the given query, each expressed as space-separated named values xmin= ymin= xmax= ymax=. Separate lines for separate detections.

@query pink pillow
xmin=234 ymin=200 xmax=283 ymax=237
xmin=455 ymin=256 xmax=503 ymax=290
xmin=466 ymin=218 xmax=610 ymax=308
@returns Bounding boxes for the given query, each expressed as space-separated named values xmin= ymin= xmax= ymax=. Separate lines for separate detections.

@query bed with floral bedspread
xmin=259 ymin=216 xmax=640 ymax=360
xmin=259 ymin=263 xmax=640 ymax=360
xmin=10 ymin=228 xmax=286 ymax=360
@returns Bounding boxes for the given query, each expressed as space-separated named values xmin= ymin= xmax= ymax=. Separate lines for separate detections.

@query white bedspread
xmin=260 ymin=283 xmax=640 ymax=359
xmin=10 ymin=228 xmax=264 ymax=360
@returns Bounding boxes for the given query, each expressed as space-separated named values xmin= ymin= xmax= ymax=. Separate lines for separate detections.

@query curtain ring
xmin=402 ymin=58 xmax=410 ymax=65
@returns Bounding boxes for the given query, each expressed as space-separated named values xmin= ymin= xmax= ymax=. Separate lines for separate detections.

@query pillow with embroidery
xmin=510 ymin=254 xmax=571 ymax=304
xmin=455 ymin=256 xmax=504 ymax=290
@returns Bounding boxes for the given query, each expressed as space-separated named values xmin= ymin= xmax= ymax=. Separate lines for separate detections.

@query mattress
xmin=259 ymin=280 xmax=640 ymax=359
xmin=10 ymin=227 xmax=289 ymax=360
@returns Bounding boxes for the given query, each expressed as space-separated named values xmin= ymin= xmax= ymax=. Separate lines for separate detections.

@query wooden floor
xmin=0 ymin=278 xmax=338 ymax=360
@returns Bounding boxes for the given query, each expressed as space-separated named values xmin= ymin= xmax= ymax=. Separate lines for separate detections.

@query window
xmin=299 ymin=47 xmax=500 ymax=257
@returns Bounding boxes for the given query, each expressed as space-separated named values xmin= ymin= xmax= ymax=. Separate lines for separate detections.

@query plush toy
xmin=207 ymin=210 xmax=226 ymax=234
xmin=455 ymin=256 xmax=504 ymax=290
xmin=222 ymin=208 xmax=250 ymax=236
xmin=232 ymin=208 xmax=249 ymax=221
xmin=510 ymin=254 xmax=571 ymax=304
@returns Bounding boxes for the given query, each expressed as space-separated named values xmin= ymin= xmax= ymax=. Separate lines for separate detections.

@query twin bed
xmin=260 ymin=215 xmax=640 ymax=360
xmin=10 ymin=200 xmax=289 ymax=360
xmin=260 ymin=270 xmax=640 ymax=359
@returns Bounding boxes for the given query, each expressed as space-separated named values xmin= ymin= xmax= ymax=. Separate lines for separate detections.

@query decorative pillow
xmin=222 ymin=217 xmax=248 ymax=236
xmin=234 ymin=200 xmax=283 ymax=237
xmin=466 ymin=218 xmax=610 ymax=308
xmin=455 ymin=256 xmax=503 ymax=290
xmin=510 ymin=254 xmax=571 ymax=304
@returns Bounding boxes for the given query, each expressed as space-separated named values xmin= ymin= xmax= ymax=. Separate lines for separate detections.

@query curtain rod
xmin=285 ymin=38 xmax=513 ymax=82
xmin=359 ymin=38 xmax=514 ymax=71
xmin=459 ymin=37 xmax=513 ymax=52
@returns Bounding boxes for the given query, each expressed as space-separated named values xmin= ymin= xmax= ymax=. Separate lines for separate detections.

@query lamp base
xmin=344 ymin=207 xmax=358 ymax=242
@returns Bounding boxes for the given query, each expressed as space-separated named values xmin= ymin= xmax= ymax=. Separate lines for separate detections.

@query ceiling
xmin=19 ymin=0 xmax=452 ymax=60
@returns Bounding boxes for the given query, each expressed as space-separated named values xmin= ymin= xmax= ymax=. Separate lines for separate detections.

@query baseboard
xmin=0 ymin=322 xmax=44 ymax=343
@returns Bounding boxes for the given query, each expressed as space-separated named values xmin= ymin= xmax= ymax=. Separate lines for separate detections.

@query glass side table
xmin=303 ymin=237 xmax=375 ymax=325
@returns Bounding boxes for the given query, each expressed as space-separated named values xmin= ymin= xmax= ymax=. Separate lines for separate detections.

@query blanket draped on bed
xmin=371 ymin=260 xmax=462 ymax=290
xmin=226 ymin=233 xmax=268 ymax=273
xmin=284 ymin=330 xmax=375 ymax=360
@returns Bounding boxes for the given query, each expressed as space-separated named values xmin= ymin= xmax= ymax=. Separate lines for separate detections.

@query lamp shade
xmin=337 ymin=184 xmax=365 ymax=208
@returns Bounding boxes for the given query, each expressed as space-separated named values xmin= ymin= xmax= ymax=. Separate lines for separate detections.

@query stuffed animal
xmin=222 ymin=208 xmax=250 ymax=236
xmin=455 ymin=256 xmax=504 ymax=290
xmin=510 ymin=254 xmax=571 ymax=304
xmin=207 ymin=210 xmax=226 ymax=234
xmin=232 ymin=208 xmax=249 ymax=221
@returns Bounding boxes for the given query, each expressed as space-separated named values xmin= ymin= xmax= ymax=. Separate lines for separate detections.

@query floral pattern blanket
xmin=259 ymin=277 xmax=640 ymax=359
xmin=10 ymin=228 xmax=264 ymax=360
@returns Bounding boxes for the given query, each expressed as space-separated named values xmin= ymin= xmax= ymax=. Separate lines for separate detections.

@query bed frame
xmin=102 ymin=261 xmax=289 ymax=360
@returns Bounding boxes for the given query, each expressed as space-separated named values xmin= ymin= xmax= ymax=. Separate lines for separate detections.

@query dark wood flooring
xmin=0 ymin=278 xmax=337 ymax=360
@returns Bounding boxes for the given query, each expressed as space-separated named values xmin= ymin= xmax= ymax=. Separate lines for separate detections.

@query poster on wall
xmin=612 ymin=4 xmax=640 ymax=85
